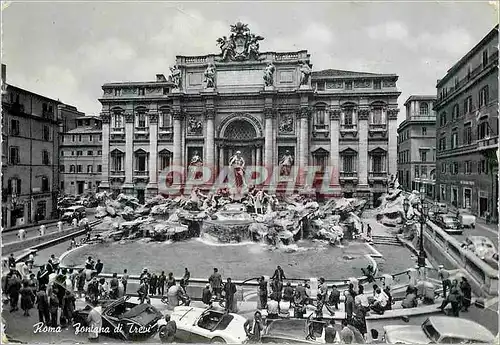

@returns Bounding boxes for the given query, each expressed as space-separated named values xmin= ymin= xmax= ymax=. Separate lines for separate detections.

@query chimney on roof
xmin=156 ymin=74 xmax=167 ymax=82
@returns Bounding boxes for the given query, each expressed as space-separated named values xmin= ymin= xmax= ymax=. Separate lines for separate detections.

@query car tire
xmin=211 ymin=337 xmax=226 ymax=343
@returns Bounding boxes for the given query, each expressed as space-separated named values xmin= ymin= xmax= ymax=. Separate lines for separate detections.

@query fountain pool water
xmin=61 ymin=237 xmax=378 ymax=280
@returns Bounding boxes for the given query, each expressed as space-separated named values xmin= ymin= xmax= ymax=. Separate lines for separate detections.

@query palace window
xmin=98 ymin=150 xmax=102 ymax=156
xmin=451 ymin=162 xmax=459 ymax=175
xmin=478 ymin=120 xmax=489 ymax=140
xmin=463 ymin=124 xmax=472 ymax=144
xmin=70 ymin=165 xmax=75 ymax=173
xmin=10 ymin=119 xmax=20 ymax=136
xmin=161 ymin=111 xmax=172 ymax=129
xmin=312 ymin=148 xmax=329 ymax=172
xmin=89 ymin=135 xmax=93 ymax=142
xmin=97 ymin=165 xmax=102 ymax=172
xmin=87 ymin=150 xmax=93 ymax=156
xmin=159 ymin=150 xmax=172 ymax=171
xmin=9 ymin=146 xmax=19 ymax=165
xmin=422 ymin=127 xmax=427 ymax=135
xmin=420 ymin=150 xmax=427 ymax=162
xmin=7 ymin=178 xmax=21 ymax=195
xmin=43 ymin=125 xmax=50 ymax=141
xmin=479 ymin=86 xmax=489 ymax=107
xmin=441 ymin=163 xmax=446 ymax=174
xmin=137 ymin=112 xmax=146 ymax=128
xmin=464 ymin=161 xmax=471 ymax=175
xmin=373 ymin=80 xmax=381 ymax=90
xmin=439 ymin=112 xmax=447 ymax=126
xmin=341 ymin=149 xmax=357 ymax=173
xmin=421 ymin=166 xmax=427 ymax=177
xmin=59 ymin=165 xmax=65 ymax=173
xmin=479 ymin=159 xmax=488 ymax=174
xmin=451 ymin=131 xmax=458 ymax=149
xmin=77 ymin=165 xmax=82 ymax=173
xmin=439 ymin=137 xmax=446 ymax=151
xmin=415 ymin=165 xmax=420 ymax=178
xmin=483 ymin=49 xmax=489 ymax=68
xmin=41 ymin=176 xmax=49 ymax=192
xmin=135 ymin=150 xmax=148 ymax=172
xmin=452 ymin=104 xmax=459 ymax=120
xmin=138 ymin=88 xmax=145 ymax=96
xmin=314 ymin=106 xmax=327 ymax=129
xmin=419 ymin=102 xmax=429 ymax=115
xmin=463 ymin=96 xmax=473 ymax=114
xmin=372 ymin=155 xmax=384 ymax=172
xmin=87 ymin=165 xmax=93 ymax=173
xmin=111 ymin=151 xmax=124 ymax=172
xmin=343 ymin=107 xmax=354 ymax=127
xmin=77 ymin=151 xmax=83 ymax=156
xmin=42 ymin=150 xmax=50 ymax=165
xmin=371 ymin=108 xmax=383 ymax=124
xmin=112 ymin=112 xmax=123 ymax=128
xmin=78 ymin=135 xmax=82 ymax=142
xmin=345 ymin=81 xmax=352 ymax=90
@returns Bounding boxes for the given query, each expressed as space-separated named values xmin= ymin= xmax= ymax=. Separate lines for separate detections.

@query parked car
xmin=73 ymin=296 xmax=163 ymax=341
xmin=169 ymin=306 xmax=248 ymax=343
xmin=383 ymin=316 xmax=495 ymax=344
xmin=457 ymin=211 xmax=476 ymax=228
xmin=61 ymin=206 xmax=86 ymax=222
xmin=434 ymin=215 xmax=462 ymax=235
xmin=260 ymin=318 xmax=330 ymax=344
xmin=462 ymin=236 xmax=497 ymax=260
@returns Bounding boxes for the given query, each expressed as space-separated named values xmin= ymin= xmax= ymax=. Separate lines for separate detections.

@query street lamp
xmin=403 ymin=187 xmax=428 ymax=267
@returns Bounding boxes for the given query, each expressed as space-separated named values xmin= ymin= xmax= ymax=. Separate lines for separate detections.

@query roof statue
xmin=216 ymin=22 xmax=264 ymax=62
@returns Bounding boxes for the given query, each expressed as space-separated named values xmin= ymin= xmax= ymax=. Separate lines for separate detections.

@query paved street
xmin=2 ymin=211 xmax=96 ymax=245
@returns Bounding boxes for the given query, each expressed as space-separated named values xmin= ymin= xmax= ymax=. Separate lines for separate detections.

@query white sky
xmin=2 ymin=1 xmax=498 ymax=124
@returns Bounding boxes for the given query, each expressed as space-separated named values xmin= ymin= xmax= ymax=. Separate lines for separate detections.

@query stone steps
xmin=371 ymin=234 xmax=402 ymax=246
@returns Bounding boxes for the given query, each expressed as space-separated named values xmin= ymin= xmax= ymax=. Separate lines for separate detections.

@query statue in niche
xmin=204 ymin=64 xmax=216 ymax=88
xmin=189 ymin=150 xmax=203 ymax=180
xmin=279 ymin=114 xmax=294 ymax=133
xmin=188 ymin=117 xmax=202 ymax=135
xmin=169 ymin=65 xmax=181 ymax=89
xmin=279 ymin=150 xmax=294 ymax=176
xmin=263 ymin=63 xmax=275 ymax=87
xmin=299 ymin=61 xmax=312 ymax=86
xmin=229 ymin=150 xmax=246 ymax=188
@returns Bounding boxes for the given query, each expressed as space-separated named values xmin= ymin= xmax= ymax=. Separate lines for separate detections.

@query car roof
xmin=427 ymin=317 xmax=494 ymax=342
xmin=266 ymin=319 xmax=308 ymax=339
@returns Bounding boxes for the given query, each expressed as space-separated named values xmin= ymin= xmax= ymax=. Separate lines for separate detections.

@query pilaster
xmin=330 ymin=109 xmax=341 ymax=186
xmin=298 ymin=106 xmax=311 ymax=170
xmin=387 ymin=108 xmax=399 ymax=179
xmin=358 ymin=108 xmax=370 ymax=188
xmin=123 ymin=112 xmax=135 ymax=191
xmin=264 ymin=108 xmax=275 ymax=168
xmin=147 ymin=112 xmax=159 ymax=192
xmin=205 ymin=108 xmax=216 ymax=172
xmin=100 ymin=112 xmax=111 ymax=190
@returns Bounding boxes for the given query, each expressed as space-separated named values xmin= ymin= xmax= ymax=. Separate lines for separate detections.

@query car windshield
xmin=422 ymin=321 xmax=440 ymax=342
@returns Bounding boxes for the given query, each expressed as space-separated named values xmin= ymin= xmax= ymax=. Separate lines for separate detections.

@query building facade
xmin=1 ymin=65 xmax=80 ymax=229
xmin=434 ymin=26 xmax=498 ymax=220
xmin=98 ymin=23 xmax=400 ymax=205
xmin=397 ymin=95 xmax=437 ymax=198
xmin=59 ymin=116 xmax=103 ymax=196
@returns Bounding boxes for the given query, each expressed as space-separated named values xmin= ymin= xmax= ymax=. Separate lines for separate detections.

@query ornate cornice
xmin=205 ymin=108 xmax=215 ymax=120
xmin=264 ymin=108 xmax=275 ymax=119
xmin=329 ymin=109 xmax=341 ymax=121
xmin=148 ymin=112 xmax=158 ymax=124
xmin=124 ymin=112 xmax=134 ymax=123
xmin=387 ymin=108 xmax=400 ymax=120
xmin=358 ymin=109 xmax=370 ymax=120
xmin=100 ymin=112 xmax=110 ymax=124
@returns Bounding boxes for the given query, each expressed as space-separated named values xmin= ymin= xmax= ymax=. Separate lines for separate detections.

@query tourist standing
xmin=258 ymin=276 xmax=268 ymax=309
xmin=150 ymin=274 xmax=158 ymax=295
xmin=8 ymin=254 xmax=16 ymax=269
xmin=324 ymin=319 xmax=337 ymax=343
xmin=271 ymin=265 xmax=286 ymax=282
xmin=438 ymin=279 xmax=461 ymax=317
xmin=95 ymin=259 xmax=104 ymax=275
xmin=344 ymin=290 xmax=354 ymax=321
xmin=48 ymin=289 xmax=59 ymax=327
xmin=87 ymin=303 xmax=102 ymax=343
xmin=62 ymin=290 xmax=76 ymax=327
xmin=36 ymin=285 xmax=50 ymax=324
xmin=166 ymin=272 xmax=176 ymax=290
xmin=20 ymin=281 xmax=34 ymax=316
xmin=8 ymin=273 xmax=21 ymax=312
xmin=209 ymin=268 xmax=222 ymax=299
xmin=437 ymin=265 xmax=450 ymax=299
xmin=340 ymin=319 xmax=354 ymax=344
xmin=328 ymin=285 xmax=340 ymax=310
xmin=183 ymin=268 xmax=191 ymax=286
xmin=282 ymin=282 xmax=294 ymax=302
xmin=85 ymin=256 xmax=94 ymax=270
xmin=137 ymin=278 xmax=149 ymax=304
xmin=202 ymin=284 xmax=212 ymax=305
xmin=460 ymin=277 xmax=472 ymax=312
xmin=121 ymin=269 xmax=129 ymax=295
xmin=109 ymin=273 xmax=119 ymax=299
xmin=158 ymin=271 xmax=166 ymax=295
xmin=223 ymin=278 xmax=237 ymax=313
xmin=293 ymin=290 xmax=307 ymax=318
xmin=244 ymin=311 xmax=264 ymax=343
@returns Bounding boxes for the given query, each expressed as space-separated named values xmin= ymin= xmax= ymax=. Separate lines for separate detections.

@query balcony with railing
xmin=368 ymin=171 xmax=388 ymax=183
xmin=159 ymin=126 xmax=173 ymax=134
xmin=110 ymin=170 xmax=125 ymax=177
xmin=340 ymin=124 xmax=358 ymax=138
xmin=134 ymin=170 xmax=149 ymax=176
xmin=111 ymin=127 xmax=125 ymax=134
xmin=477 ymin=135 xmax=499 ymax=151
xmin=339 ymin=172 xmax=358 ymax=183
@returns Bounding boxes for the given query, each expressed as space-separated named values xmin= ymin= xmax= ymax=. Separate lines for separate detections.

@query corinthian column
xmin=205 ymin=109 xmax=215 ymax=171
xmin=264 ymin=108 xmax=274 ymax=168
xmin=358 ymin=109 xmax=369 ymax=187
xmin=124 ymin=112 xmax=134 ymax=189
xmin=299 ymin=107 xmax=310 ymax=168
xmin=173 ymin=110 xmax=182 ymax=166
xmin=330 ymin=109 xmax=341 ymax=185
xmin=387 ymin=108 xmax=399 ymax=178
xmin=147 ymin=112 xmax=158 ymax=193
xmin=100 ymin=113 xmax=110 ymax=190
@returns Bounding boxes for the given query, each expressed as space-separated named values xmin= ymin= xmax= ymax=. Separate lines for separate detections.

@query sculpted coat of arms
xmin=216 ymin=22 xmax=264 ymax=61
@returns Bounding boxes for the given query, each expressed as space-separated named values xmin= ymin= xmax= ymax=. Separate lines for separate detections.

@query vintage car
xmin=383 ymin=316 xmax=495 ymax=344
xmin=73 ymin=296 xmax=163 ymax=341
xmin=260 ymin=318 xmax=333 ymax=344
xmin=61 ymin=206 xmax=86 ymax=222
xmin=434 ymin=215 xmax=462 ymax=235
xmin=169 ymin=306 xmax=248 ymax=343
xmin=462 ymin=236 xmax=497 ymax=260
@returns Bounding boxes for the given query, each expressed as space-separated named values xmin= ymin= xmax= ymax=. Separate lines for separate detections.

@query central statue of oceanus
xmin=228 ymin=151 xmax=246 ymax=188
xmin=216 ymin=22 xmax=264 ymax=62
